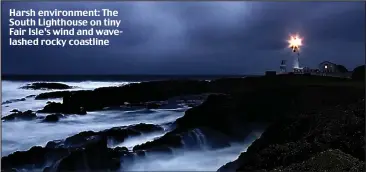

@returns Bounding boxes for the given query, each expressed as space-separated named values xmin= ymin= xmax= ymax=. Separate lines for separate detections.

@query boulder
xmin=2 ymin=110 xmax=37 ymax=121
xmin=43 ymin=114 xmax=64 ymax=122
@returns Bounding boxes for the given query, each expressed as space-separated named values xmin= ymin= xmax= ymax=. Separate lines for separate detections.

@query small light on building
xmin=325 ymin=65 xmax=328 ymax=69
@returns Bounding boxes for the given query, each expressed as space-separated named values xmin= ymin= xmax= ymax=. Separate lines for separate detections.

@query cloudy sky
xmin=2 ymin=1 xmax=365 ymax=75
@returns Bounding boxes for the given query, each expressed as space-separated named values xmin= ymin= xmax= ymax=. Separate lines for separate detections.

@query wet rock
xmin=49 ymin=136 xmax=121 ymax=172
xmin=10 ymin=109 xmax=20 ymax=113
xmin=20 ymin=82 xmax=73 ymax=90
xmin=114 ymin=146 xmax=129 ymax=153
xmin=46 ymin=123 xmax=164 ymax=150
xmin=2 ymin=110 xmax=37 ymax=121
xmin=2 ymin=123 xmax=146 ymax=170
xmin=38 ymin=102 xmax=64 ymax=113
xmin=25 ymin=95 xmax=36 ymax=98
xmin=43 ymin=113 xmax=64 ymax=122
xmin=2 ymin=98 xmax=26 ymax=105
xmin=133 ymin=133 xmax=182 ymax=153
xmin=1 ymin=146 xmax=68 ymax=171
xmin=38 ymin=102 xmax=87 ymax=115
xmin=35 ymin=91 xmax=72 ymax=100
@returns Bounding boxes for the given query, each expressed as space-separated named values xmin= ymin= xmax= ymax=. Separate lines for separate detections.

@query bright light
xmin=325 ymin=65 xmax=328 ymax=69
xmin=288 ymin=34 xmax=302 ymax=51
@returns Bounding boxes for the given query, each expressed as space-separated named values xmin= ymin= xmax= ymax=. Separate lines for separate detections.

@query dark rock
xmin=43 ymin=113 xmax=64 ymax=122
xmin=218 ymin=99 xmax=365 ymax=172
xmin=38 ymin=102 xmax=64 ymax=113
xmin=51 ymin=136 xmax=121 ymax=172
xmin=35 ymin=91 xmax=72 ymax=100
xmin=25 ymin=95 xmax=36 ymax=98
xmin=20 ymin=82 xmax=73 ymax=90
xmin=46 ymin=123 xmax=164 ymax=150
xmin=2 ymin=98 xmax=26 ymax=105
xmin=2 ymin=125 xmax=149 ymax=171
xmin=37 ymin=75 xmax=357 ymax=114
xmin=129 ymin=123 xmax=165 ymax=133
xmin=133 ymin=132 xmax=182 ymax=153
xmin=114 ymin=146 xmax=129 ymax=153
xmin=37 ymin=102 xmax=87 ymax=115
xmin=133 ymin=79 xmax=364 ymax=158
xmin=1 ymin=146 xmax=68 ymax=171
xmin=269 ymin=149 xmax=364 ymax=172
xmin=50 ymin=80 xmax=209 ymax=112
xmin=2 ymin=110 xmax=37 ymax=121
xmin=3 ymin=75 xmax=364 ymax=172
xmin=10 ymin=109 xmax=20 ymax=113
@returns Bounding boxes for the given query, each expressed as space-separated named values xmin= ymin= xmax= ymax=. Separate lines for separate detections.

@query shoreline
xmin=1 ymin=74 xmax=364 ymax=171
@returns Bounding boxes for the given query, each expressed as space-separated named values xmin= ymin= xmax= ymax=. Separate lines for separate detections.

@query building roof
xmin=319 ymin=61 xmax=337 ymax=65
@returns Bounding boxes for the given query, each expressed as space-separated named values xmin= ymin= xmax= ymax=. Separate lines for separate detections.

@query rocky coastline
xmin=1 ymin=73 xmax=365 ymax=171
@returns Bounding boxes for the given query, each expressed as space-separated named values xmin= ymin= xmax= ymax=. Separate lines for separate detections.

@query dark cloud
xmin=2 ymin=2 xmax=364 ymax=75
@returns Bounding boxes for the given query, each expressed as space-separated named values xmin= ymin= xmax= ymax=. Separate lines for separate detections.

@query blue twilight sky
xmin=1 ymin=1 xmax=365 ymax=75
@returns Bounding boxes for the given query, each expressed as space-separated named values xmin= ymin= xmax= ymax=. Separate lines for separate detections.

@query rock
xmin=25 ymin=95 xmax=36 ymax=98
xmin=269 ymin=149 xmax=364 ymax=172
xmin=20 ymin=82 xmax=73 ymax=90
xmin=10 ymin=109 xmax=20 ymax=113
xmin=38 ymin=102 xmax=64 ymax=113
xmin=2 ymin=110 xmax=37 ymax=121
xmin=43 ymin=114 xmax=64 ymax=122
xmin=218 ymin=99 xmax=365 ymax=172
xmin=35 ymin=91 xmax=72 ymax=100
xmin=46 ymin=123 xmax=164 ymax=149
xmin=38 ymin=102 xmax=87 ymax=115
xmin=36 ymin=75 xmax=358 ymax=114
xmin=1 ymin=146 xmax=68 ymax=171
xmin=114 ymin=146 xmax=129 ymax=153
xmin=47 ymin=136 xmax=122 ymax=172
xmin=47 ymin=80 xmax=210 ymax=112
xmin=2 ymin=98 xmax=26 ymax=105
xmin=2 ymin=124 xmax=163 ymax=171
xmin=133 ymin=132 xmax=182 ymax=153
xmin=3 ymin=75 xmax=364 ymax=171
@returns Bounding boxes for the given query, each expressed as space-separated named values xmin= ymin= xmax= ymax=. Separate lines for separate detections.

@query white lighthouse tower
xmin=288 ymin=34 xmax=303 ymax=73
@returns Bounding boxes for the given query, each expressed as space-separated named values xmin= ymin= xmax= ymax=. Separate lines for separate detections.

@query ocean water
xmin=1 ymin=80 xmax=261 ymax=171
